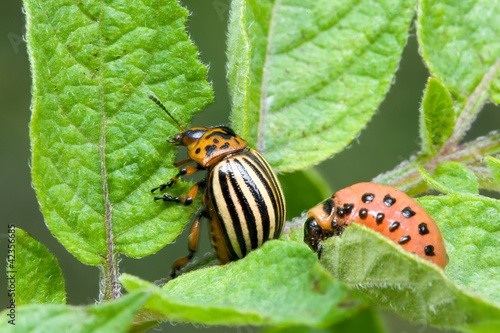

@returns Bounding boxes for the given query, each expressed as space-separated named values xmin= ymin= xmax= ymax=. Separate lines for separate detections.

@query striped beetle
xmin=149 ymin=95 xmax=286 ymax=278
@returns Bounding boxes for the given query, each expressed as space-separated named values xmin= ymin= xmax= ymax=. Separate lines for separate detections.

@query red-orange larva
xmin=304 ymin=182 xmax=448 ymax=268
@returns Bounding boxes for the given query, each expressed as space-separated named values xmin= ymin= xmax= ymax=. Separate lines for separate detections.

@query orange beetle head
xmin=184 ymin=126 xmax=248 ymax=167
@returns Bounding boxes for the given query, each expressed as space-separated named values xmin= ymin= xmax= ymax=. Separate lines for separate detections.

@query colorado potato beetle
xmin=149 ymin=95 xmax=286 ymax=278
xmin=304 ymin=182 xmax=448 ymax=268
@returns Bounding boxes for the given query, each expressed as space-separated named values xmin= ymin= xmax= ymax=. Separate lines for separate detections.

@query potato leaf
xmin=0 ymin=291 xmax=150 ymax=333
xmin=419 ymin=77 xmax=455 ymax=156
xmin=10 ymin=228 xmax=66 ymax=305
xmin=417 ymin=0 xmax=500 ymax=105
xmin=419 ymin=162 xmax=479 ymax=194
xmin=26 ymin=0 xmax=212 ymax=267
xmin=227 ymin=0 xmax=417 ymax=171
xmin=121 ymin=240 xmax=365 ymax=327
xmin=486 ymin=156 xmax=500 ymax=185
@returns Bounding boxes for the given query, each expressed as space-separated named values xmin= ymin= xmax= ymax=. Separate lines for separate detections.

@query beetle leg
xmin=169 ymin=210 xmax=208 ymax=278
xmin=151 ymin=164 xmax=203 ymax=193
xmin=154 ymin=179 xmax=206 ymax=205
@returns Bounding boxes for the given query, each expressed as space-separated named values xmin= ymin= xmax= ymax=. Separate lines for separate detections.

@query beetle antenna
xmin=148 ymin=94 xmax=186 ymax=132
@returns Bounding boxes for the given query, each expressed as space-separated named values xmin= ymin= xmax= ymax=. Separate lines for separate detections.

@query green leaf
xmin=319 ymin=223 xmax=500 ymax=332
xmin=418 ymin=194 xmax=500 ymax=305
xmin=121 ymin=240 xmax=365 ymax=327
xmin=419 ymin=162 xmax=479 ymax=194
xmin=261 ymin=306 xmax=387 ymax=333
xmin=227 ymin=0 xmax=417 ymax=172
xmin=417 ymin=1 xmax=500 ymax=104
xmin=9 ymin=228 xmax=66 ymax=305
xmin=419 ymin=77 xmax=455 ymax=155
xmin=0 ymin=290 xmax=150 ymax=333
xmin=278 ymin=168 xmax=332 ymax=220
xmin=485 ymin=156 xmax=500 ymax=185
xmin=26 ymin=0 xmax=212 ymax=268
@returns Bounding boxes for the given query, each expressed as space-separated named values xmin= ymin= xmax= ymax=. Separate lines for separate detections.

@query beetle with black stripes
xmin=148 ymin=95 xmax=286 ymax=279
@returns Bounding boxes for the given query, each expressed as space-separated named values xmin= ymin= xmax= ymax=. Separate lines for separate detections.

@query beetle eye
xmin=178 ymin=129 xmax=206 ymax=146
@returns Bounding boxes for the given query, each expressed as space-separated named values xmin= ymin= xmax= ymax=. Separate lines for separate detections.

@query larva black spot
xmin=376 ymin=213 xmax=385 ymax=225
xmin=322 ymin=198 xmax=335 ymax=215
xmin=337 ymin=208 xmax=345 ymax=218
xmin=220 ymin=142 xmax=230 ymax=149
xmin=383 ymin=194 xmax=396 ymax=206
xmin=195 ymin=148 xmax=201 ymax=154
xmin=389 ymin=221 xmax=400 ymax=232
xmin=398 ymin=235 xmax=411 ymax=244
xmin=362 ymin=193 xmax=374 ymax=203
xmin=418 ymin=223 xmax=429 ymax=235
xmin=359 ymin=208 xmax=368 ymax=219
xmin=402 ymin=207 xmax=416 ymax=218
xmin=213 ymin=138 xmax=219 ymax=143
xmin=343 ymin=203 xmax=354 ymax=215
xmin=424 ymin=245 xmax=435 ymax=256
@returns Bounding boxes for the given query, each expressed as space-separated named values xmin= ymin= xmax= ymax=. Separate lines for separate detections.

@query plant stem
xmin=373 ymin=58 xmax=500 ymax=195
xmin=99 ymin=253 xmax=121 ymax=302
xmin=374 ymin=130 xmax=500 ymax=194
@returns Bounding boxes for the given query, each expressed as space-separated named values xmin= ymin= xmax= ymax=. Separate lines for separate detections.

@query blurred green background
xmin=2 ymin=0 xmax=499 ymax=332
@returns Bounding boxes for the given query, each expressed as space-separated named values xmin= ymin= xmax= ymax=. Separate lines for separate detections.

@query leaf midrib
xmin=97 ymin=0 xmax=118 ymax=300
